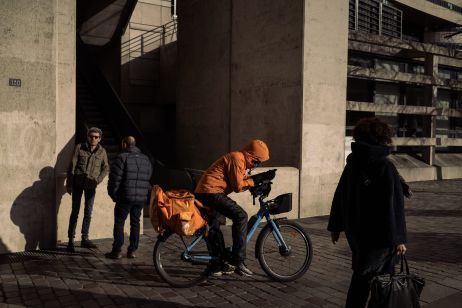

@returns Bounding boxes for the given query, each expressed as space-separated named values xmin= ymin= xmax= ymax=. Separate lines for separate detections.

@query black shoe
xmin=210 ymin=262 xmax=235 ymax=277
xmin=127 ymin=250 xmax=136 ymax=259
xmin=235 ymin=262 xmax=253 ymax=276
xmin=66 ymin=240 xmax=75 ymax=253
xmin=221 ymin=262 xmax=235 ymax=275
xmin=105 ymin=251 xmax=122 ymax=259
xmin=81 ymin=238 xmax=98 ymax=249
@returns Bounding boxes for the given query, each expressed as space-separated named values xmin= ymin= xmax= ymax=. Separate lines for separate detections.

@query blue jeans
xmin=112 ymin=203 xmax=143 ymax=253
xmin=68 ymin=186 xmax=96 ymax=239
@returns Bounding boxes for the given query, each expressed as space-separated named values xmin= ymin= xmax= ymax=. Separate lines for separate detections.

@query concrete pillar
xmin=299 ymin=0 xmax=349 ymax=217
xmin=177 ymin=0 xmax=304 ymax=169
xmin=423 ymin=54 xmax=438 ymax=165
xmin=0 ymin=0 xmax=76 ymax=253
xmin=176 ymin=0 xmax=232 ymax=170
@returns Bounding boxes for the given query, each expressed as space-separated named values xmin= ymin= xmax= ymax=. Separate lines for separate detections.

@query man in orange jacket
xmin=195 ymin=139 xmax=270 ymax=277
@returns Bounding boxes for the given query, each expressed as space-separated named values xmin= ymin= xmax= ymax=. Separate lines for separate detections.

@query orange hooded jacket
xmin=194 ymin=140 xmax=270 ymax=195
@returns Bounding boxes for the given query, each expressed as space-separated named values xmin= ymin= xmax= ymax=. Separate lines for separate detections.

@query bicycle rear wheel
xmin=153 ymin=232 xmax=210 ymax=288
xmin=256 ymin=220 xmax=312 ymax=281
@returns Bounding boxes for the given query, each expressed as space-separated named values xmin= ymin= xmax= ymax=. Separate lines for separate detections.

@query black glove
xmin=250 ymin=169 xmax=276 ymax=185
xmin=249 ymin=182 xmax=272 ymax=204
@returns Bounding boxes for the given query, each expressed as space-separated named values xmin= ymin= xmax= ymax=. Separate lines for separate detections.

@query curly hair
xmin=353 ymin=117 xmax=394 ymax=145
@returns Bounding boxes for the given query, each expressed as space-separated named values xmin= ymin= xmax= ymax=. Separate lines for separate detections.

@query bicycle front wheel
xmin=256 ymin=220 xmax=312 ymax=281
xmin=153 ymin=232 xmax=210 ymax=288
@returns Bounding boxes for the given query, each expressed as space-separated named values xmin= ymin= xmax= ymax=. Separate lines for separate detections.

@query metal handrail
xmin=122 ymin=28 xmax=177 ymax=56
xmin=121 ymin=20 xmax=177 ymax=49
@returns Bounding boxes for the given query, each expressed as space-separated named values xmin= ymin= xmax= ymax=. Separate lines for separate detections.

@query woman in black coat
xmin=328 ymin=117 xmax=409 ymax=308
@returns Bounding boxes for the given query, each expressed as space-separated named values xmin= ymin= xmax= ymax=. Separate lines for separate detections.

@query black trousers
xmin=345 ymin=243 xmax=396 ymax=308
xmin=112 ymin=203 xmax=143 ymax=253
xmin=195 ymin=193 xmax=248 ymax=264
xmin=68 ymin=186 xmax=96 ymax=239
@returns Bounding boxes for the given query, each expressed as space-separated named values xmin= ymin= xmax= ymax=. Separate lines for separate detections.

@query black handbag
xmin=368 ymin=256 xmax=425 ymax=308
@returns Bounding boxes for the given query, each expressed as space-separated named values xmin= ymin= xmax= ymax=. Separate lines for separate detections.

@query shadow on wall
xmin=10 ymin=166 xmax=55 ymax=251
xmin=0 ymin=238 xmax=9 ymax=254
xmin=7 ymin=138 xmax=74 ymax=252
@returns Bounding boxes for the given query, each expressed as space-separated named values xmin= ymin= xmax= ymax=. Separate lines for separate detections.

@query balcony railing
xmin=349 ymin=0 xmax=402 ymax=39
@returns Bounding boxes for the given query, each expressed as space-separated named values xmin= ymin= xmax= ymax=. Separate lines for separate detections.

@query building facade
xmin=0 ymin=0 xmax=461 ymax=253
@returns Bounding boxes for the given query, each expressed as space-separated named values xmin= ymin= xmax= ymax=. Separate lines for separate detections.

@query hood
xmin=347 ymin=141 xmax=390 ymax=166
xmin=241 ymin=139 xmax=270 ymax=168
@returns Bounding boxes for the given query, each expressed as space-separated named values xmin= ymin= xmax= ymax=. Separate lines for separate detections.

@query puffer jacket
xmin=67 ymin=143 xmax=109 ymax=190
xmin=108 ymin=146 xmax=152 ymax=204
xmin=195 ymin=139 xmax=270 ymax=194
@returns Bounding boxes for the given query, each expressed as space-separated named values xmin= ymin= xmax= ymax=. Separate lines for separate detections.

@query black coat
xmin=328 ymin=141 xmax=407 ymax=251
xmin=108 ymin=146 xmax=152 ymax=204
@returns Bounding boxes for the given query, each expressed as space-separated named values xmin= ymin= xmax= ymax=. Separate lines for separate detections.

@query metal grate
xmin=349 ymin=0 xmax=402 ymax=39
xmin=0 ymin=251 xmax=58 ymax=264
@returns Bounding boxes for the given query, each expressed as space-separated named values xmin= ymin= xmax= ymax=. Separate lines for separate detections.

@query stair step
xmin=101 ymin=137 xmax=117 ymax=144
xmin=85 ymin=111 xmax=103 ymax=118
xmin=77 ymin=90 xmax=92 ymax=96
xmin=102 ymin=146 xmax=118 ymax=151
xmin=101 ymin=131 xmax=115 ymax=138
xmin=77 ymin=95 xmax=95 ymax=105
xmin=81 ymin=106 xmax=99 ymax=112
xmin=86 ymin=114 xmax=105 ymax=124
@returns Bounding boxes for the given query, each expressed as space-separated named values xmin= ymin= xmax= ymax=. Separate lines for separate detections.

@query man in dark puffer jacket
xmin=105 ymin=136 xmax=152 ymax=259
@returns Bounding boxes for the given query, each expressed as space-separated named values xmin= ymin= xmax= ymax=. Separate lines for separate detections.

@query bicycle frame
xmin=184 ymin=197 xmax=290 ymax=263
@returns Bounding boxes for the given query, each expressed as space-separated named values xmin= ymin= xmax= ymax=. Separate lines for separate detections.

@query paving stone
xmin=23 ymin=299 xmax=42 ymax=306
xmin=0 ymin=180 xmax=461 ymax=307
xmin=42 ymin=300 xmax=61 ymax=307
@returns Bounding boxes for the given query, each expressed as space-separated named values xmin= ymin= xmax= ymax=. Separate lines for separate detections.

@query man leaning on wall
xmin=65 ymin=127 xmax=109 ymax=252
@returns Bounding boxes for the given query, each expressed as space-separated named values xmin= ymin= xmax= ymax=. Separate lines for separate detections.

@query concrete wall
xmin=229 ymin=167 xmax=300 ymax=222
xmin=177 ymin=0 xmax=231 ymax=169
xmin=299 ymin=0 xmax=349 ymax=217
xmin=177 ymin=0 xmax=303 ymax=170
xmin=0 ymin=0 xmax=76 ymax=253
xmin=230 ymin=0 xmax=303 ymax=167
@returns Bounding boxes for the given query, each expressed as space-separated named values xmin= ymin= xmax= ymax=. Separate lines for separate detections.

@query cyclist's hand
xmin=331 ymin=232 xmax=340 ymax=245
xmin=396 ymin=244 xmax=407 ymax=255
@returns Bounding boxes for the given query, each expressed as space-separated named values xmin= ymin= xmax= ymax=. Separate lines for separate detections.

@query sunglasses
xmin=88 ymin=135 xmax=100 ymax=139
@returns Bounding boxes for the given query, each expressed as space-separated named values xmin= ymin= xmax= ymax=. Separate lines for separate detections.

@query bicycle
xmin=153 ymin=169 xmax=313 ymax=287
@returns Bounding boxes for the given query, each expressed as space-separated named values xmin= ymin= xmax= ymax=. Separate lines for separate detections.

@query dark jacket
xmin=67 ymin=143 xmax=109 ymax=190
xmin=107 ymin=146 xmax=152 ymax=204
xmin=328 ymin=141 xmax=407 ymax=250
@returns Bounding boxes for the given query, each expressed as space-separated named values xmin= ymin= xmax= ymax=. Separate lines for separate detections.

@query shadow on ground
xmin=407 ymin=232 xmax=462 ymax=263
xmin=0 ymin=283 xmax=205 ymax=307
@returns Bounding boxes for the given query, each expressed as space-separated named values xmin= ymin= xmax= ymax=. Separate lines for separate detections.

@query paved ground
xmin=0 ymin=180 xmax=461 ymax=307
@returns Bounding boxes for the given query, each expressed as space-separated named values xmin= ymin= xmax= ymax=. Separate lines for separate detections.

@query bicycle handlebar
xmin=249 ymin=169 xmax=277 ymax=205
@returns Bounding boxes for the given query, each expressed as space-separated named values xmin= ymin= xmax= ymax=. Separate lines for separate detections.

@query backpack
xmin=149 ymin=185 xmax=208 ymax=236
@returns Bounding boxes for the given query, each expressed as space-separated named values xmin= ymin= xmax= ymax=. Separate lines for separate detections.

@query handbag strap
xmin=399 ymin=255 xmax=410 ymax=275
xmin=392 ymin=254 xmax=410 ymax=276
